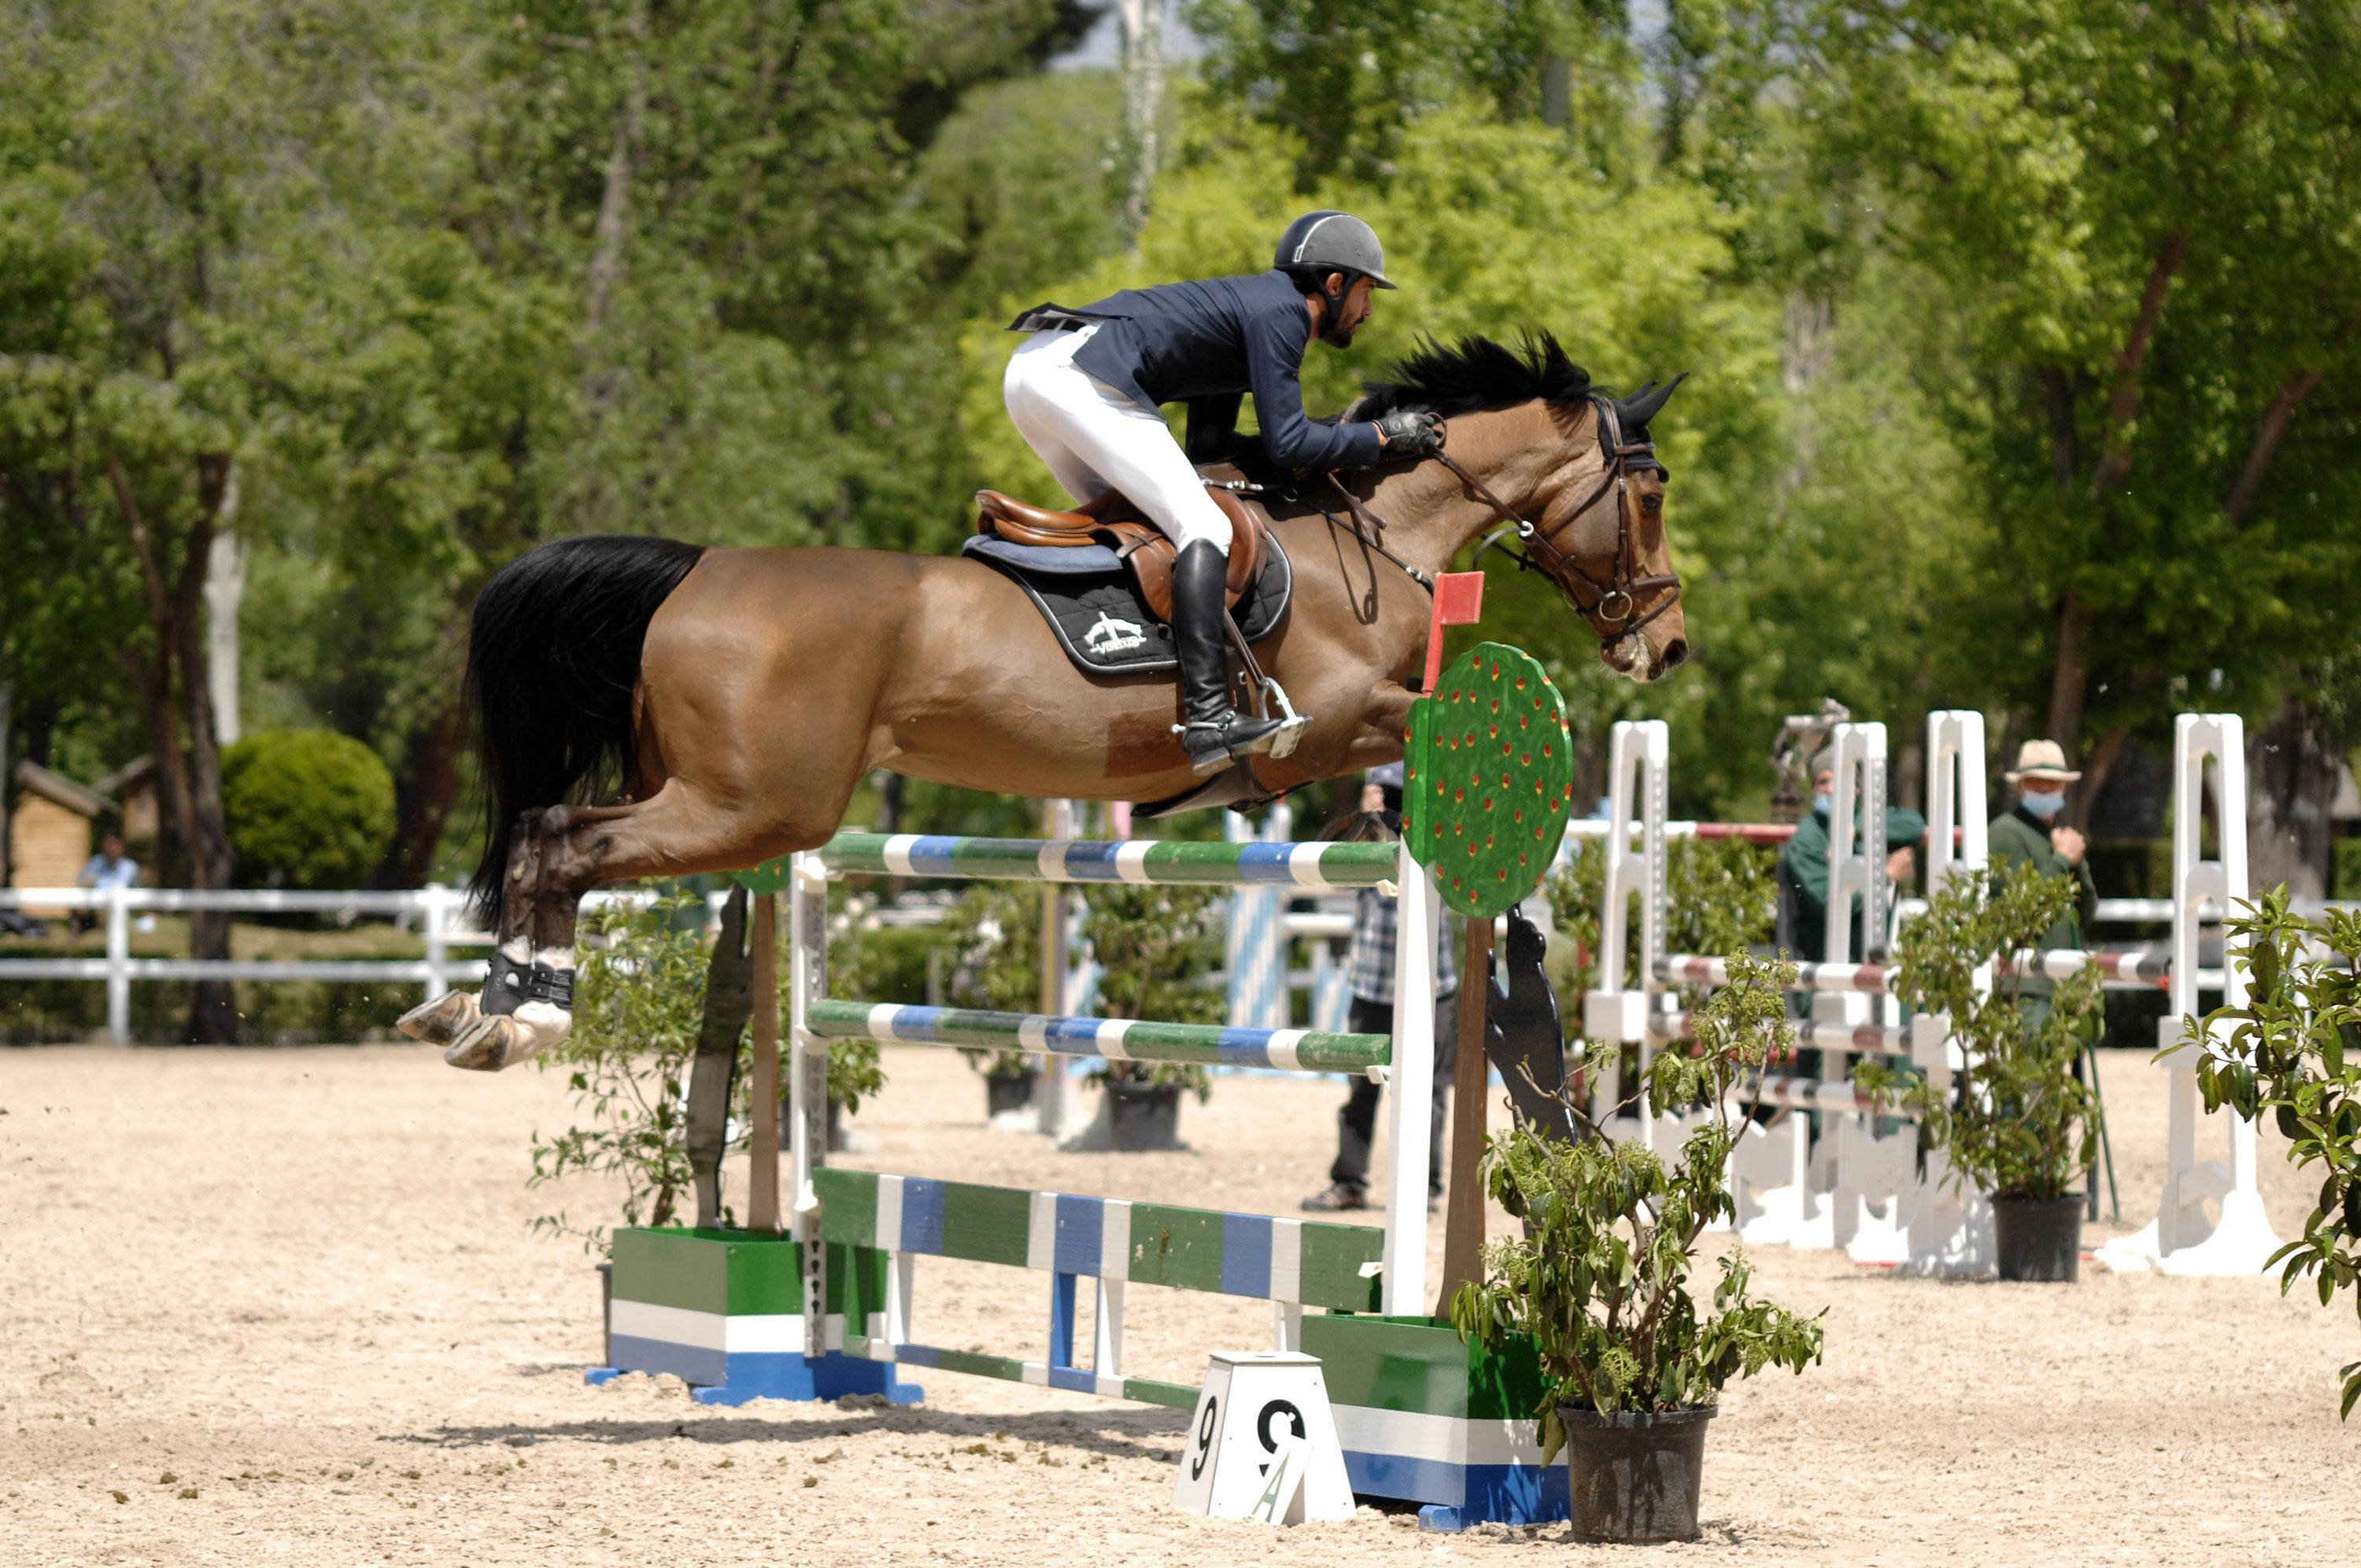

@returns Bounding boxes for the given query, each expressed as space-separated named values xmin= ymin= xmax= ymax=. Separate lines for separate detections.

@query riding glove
xmin=1373 ymin=409 xmax=1445 ymax=458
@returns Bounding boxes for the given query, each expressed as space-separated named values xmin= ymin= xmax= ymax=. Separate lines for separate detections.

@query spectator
xmin=1779 ymin=766 xmax=1927 ymax=963
xmin=73 ymin=832 xmax=139 ymax=935
xmin=1301 ymin=763 xmax=1457 ymax=1214
xmin=1989 ymin=740 xmax=2099 ymax=1031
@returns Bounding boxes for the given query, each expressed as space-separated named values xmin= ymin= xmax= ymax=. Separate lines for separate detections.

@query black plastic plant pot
xmin=1105 ymin=1079 xmax=1184 ymax=1151
xmin=984 ymin=1065 xmax=1038 ymax=1117
xmin=1992 ymin=1194 xmax=2084 ymax=1282
xmin=1558 ymin=1405 xmax=1715 ymax=1543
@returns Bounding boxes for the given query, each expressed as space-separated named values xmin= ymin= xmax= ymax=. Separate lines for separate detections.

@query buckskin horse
xmin=401 ymin=334 xmax=1689 ymax=1068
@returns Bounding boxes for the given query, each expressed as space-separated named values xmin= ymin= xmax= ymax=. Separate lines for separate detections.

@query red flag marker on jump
xmin=1421 ymin=571 xmax=1487 ymax=692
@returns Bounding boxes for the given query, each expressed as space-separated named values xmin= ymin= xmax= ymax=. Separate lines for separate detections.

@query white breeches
xmin=1002 ymin=327 xmax=1232 ymax=555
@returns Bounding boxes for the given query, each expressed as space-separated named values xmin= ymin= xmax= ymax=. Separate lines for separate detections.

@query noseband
xmin=1435 ymin=393 xmax=1682 ymax=640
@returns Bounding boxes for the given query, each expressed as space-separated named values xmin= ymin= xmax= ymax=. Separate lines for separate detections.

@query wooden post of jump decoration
xmin=1403 ymin=640 xmax=1576 ymax=1311
xmin=729 ymin=853 xmax=799 ymax=1231
xmin=748 ymin=891 xmax=782 ymax=1232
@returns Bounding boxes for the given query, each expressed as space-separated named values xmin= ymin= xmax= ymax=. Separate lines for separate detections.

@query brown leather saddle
xmin=973 ymin=485 xmax=1270 ymax=622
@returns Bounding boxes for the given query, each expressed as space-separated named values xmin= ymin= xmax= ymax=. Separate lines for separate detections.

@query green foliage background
xmin=5 ymin=0 xmax=2358 ymax=880
xmin=220 ymin=728 xmax=396 ymax=889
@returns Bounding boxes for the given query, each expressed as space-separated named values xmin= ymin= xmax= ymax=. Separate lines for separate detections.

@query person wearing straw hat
xmin=1989 ymin=739 xmax=2101 ymax=1029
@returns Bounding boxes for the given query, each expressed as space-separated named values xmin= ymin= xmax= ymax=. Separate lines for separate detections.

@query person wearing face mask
xmin=1778 ymin=762 xmax=1927 ymax=968
xmin=1988 ymin=740 xmax=2100 ymax=1031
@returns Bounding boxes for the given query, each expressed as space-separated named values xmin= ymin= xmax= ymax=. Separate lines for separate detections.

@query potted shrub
xmin=940 ymin=883 xmax=1046 ymax=1117
xmin=1451 ymin=950 xmax=1825 ymax=1543
xmin=2171 ymin=891 xmax=2361 ymax=1415
xmin=530 ymin=884 xmax=886 ymax=1244
xmin=1078 ymin=880 xmax=1221 ymax=1151
xmin=1858 ymin=864 xmax=2104 ymax=1282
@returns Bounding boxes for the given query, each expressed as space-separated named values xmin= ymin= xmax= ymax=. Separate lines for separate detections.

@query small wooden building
xmin=9 ymin=762 xmax=110 ymax=917
xmin=94 ymin=756 xmax=158 ymax=843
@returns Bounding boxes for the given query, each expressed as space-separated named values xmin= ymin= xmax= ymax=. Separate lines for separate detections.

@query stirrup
xmin=1179 ymin=714 xmax=1284 ymax=776
xmin=1251 ymin=675 xmax=1314 ymax=761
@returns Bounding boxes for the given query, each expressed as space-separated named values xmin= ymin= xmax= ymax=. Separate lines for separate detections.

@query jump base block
xmin=589 ymin=1226 xmax=922 ymax=1407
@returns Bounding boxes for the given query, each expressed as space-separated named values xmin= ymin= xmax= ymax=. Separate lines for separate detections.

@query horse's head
xmin=1520 ymin=374 xmax=1688 ymax=683
xmin=1356 ymin=335 xmax=1690 ymax=684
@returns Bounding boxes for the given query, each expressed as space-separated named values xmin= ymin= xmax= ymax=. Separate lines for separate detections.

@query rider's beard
xmin=1319 ymin=311 xmax=1360 ymax=349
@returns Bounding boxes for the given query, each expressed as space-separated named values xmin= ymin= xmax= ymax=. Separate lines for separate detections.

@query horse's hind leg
xmin=437 ymin=779 xmax=848 ymax=1071
xmin=400 ymin=808 xmax=570 ymax=1061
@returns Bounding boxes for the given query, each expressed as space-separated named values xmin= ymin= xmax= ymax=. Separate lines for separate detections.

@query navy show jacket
xmin=1013 ymin=270 xmax=1383 ymax=473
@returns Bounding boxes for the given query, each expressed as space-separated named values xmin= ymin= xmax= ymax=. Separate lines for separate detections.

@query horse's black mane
xmin=1350 ymin=333 xmax=1594 ymax=421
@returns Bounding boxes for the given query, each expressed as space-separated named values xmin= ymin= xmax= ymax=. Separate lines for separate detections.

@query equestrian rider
xmin=1003 ymin=211 xmax=1445 ymax=777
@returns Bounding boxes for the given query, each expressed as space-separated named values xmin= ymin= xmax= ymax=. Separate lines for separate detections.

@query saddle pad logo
xmin=1082 ymin=611 xmax=1148 ymax=656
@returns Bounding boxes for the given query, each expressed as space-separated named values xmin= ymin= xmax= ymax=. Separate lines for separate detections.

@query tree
xmin=1683 ymin=0 xmax=2361 ymax=851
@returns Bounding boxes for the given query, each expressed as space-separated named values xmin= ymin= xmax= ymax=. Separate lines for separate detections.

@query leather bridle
xmin=1436 ymin=393 xmax=1681 ymax=640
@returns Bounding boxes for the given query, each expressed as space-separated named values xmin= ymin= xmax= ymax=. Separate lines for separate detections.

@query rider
xmin=1003 ymin=212 xmax=1445 ymax=776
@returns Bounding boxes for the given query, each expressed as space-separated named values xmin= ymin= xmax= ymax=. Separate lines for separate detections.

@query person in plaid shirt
xmin=1302 ymin=762 xmax=1458 ymax=1213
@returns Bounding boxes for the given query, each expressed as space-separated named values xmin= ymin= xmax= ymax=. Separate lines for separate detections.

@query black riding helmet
xmin=1276 ymin=211 xmax=1395 ymax=346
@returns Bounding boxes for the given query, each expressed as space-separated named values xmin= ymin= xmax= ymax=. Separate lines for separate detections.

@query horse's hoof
xmin=442 ymin=1003 xmax=573 ymax=1072
xmin=400 ymin=989 xmax=481 ymax=1047
xmin=444 ymin=1013 xmax=527 ymax=1071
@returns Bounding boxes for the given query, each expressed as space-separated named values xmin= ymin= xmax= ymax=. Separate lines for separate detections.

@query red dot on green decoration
xmin=1483 ymin=795 xmax=1494 ymax=811
xmin=1490 ymin=660 xmax=1502 ymax=677
xmin=1516 ymin=675 xmax=1527 ymax=689
xmin=1542 ymin=743 xmax=1553 ymax=758
xmin=1520 ymin=751 xmax=1531 ymax=766
xmin=1498 ymin=869 xmax=1507 ymax=881
xmin=1454 ymin=788 xmax=1464 ymax=802
xmin=1514 ymin=808 xmax=1524 ymax=822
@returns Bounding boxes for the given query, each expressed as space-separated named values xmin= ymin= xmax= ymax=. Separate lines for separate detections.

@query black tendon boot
xmin=1172 ymin=539 xmax=1285 ymax=775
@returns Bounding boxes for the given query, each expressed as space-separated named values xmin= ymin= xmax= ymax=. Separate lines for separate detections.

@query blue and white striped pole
xmin=1309 ymin=934 xmax=1353 ymax=1035
xmin=1225 ymin=804 xmax=1292 ymax=1029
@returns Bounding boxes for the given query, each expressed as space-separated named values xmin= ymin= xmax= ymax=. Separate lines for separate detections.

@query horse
xmin=400 ymin=334 xmax=1690 ymax=1069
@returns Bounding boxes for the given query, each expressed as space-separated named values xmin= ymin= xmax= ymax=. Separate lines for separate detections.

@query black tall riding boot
xmin=1172 ymin=540 xmax=1284 ymax=776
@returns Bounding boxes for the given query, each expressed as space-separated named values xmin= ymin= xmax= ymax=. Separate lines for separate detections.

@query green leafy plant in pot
xmin=2167 ymin=891 xmax=2361 ymax=1415
xmin=1857 ymin=864 xmax=2103 ymax=1282
xmin=939 ymin=882 xmax=1044 ymax=1115
xmin=1450 ymin=950 xmax=1825 ymax=1543
xmin=1078 ymin=880 xmax=1220 ymax=1150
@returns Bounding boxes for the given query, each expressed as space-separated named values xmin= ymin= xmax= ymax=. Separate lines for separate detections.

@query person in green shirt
xmin=1987 ymin=739 xmax=2100 ymax=1031
xmin=1778 ymin=764 xmax=1928 ymax=964
xmin=1775 ymin=764 xmax=1927 ymax=1090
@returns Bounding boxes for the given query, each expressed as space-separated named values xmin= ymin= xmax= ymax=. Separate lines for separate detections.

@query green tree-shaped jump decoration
xmin=1404 ymin=642 xmax=1576 ymax=919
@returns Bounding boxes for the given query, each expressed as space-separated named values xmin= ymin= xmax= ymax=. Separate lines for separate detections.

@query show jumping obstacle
xmin=592 ymin=644 xmax=1586 ymax=1530
xmin=1581 ymin=709 xmax=2284 ymax=1278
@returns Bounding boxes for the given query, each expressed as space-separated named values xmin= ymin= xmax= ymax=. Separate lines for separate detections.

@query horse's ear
xmin=1615 ymin=371 xmax=1690 ymax=433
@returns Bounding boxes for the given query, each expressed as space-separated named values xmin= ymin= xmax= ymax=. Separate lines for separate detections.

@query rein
xmin=1306 ymin=393 xmax=1680 ymax=637
xmin=1433 ymin=393 xmax=1681 ymax=636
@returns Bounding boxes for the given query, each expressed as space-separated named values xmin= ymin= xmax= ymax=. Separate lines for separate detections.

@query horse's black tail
xmin=464 ymin=534 xmax=707 ymax=924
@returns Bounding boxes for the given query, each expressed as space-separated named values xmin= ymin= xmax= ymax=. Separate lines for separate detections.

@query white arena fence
xmin=0 ymin=885 xmax=725 ymax=1042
